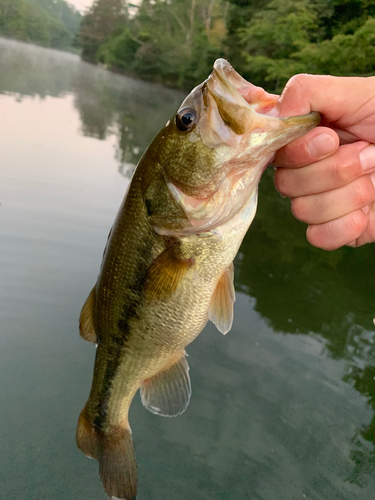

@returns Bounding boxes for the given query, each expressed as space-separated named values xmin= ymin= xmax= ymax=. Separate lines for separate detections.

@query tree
xmin=82 ymin=0 xmax=228 ymax=88
xmin=240 ymin=0 xmax=319 ymax=90
xmin=76 ymin=0 xmax=128 ymax=63
xmin=0 ymin=0 xmax=81 ymax=50
xmin=295 ymin=17 xmax=375 ymax=76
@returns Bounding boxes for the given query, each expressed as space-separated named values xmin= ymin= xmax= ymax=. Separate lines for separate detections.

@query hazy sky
xmin=68 ymin=0 xmax=94 ymax=12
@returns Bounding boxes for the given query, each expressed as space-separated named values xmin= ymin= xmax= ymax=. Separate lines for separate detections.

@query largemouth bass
xmin=77 ymin=59 xmax=319 ymax=499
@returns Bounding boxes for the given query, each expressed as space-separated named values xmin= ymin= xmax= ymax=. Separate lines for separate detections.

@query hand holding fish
xmin=273 ymin=74 xmax=375 ymax=250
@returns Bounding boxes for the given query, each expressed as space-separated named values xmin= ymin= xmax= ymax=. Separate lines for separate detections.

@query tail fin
xmin=76 ymin=410 xmax=138 ymax=500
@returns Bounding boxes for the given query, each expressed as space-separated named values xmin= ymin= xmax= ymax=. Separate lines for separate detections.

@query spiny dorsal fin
xmin=140 ymin=350 xmax=191 ymax=417
xmin=79 ymin=287 xmax=97 ymax=343
xmin=143 ymin=246 xmax=194 ymax=300
xmin=208 ymin=263 xmax=235 ymax=335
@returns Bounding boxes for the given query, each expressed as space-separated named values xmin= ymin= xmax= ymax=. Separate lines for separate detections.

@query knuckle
xmin=291 ymin=197 xmax=309 ymax=222
xmin=351 ymin=177 xmax=373 ymax=207
xmin=286 ymin=74 xmax=309 ymax=92
xmin=274 ymin=169 xmax=291 ymax=196
xmin=306 ymin=224 xmax=331 ymax=250
xmin=274 ymin=142 xmax=304 ymax=168
xmin=306 ymin=210 xmax=368 ymax=252
xmin=349 ymin=210 xmax=367 ymax=233
xmin=334 ymin=149 xmax=361 ymax=185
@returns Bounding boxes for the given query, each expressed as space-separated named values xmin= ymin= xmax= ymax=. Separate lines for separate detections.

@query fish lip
xmin=213 ymin=59 xmax=249 ymax=86
xmin=206 ymin=60 xmax=250 ymax=112
xmin=208 ymin=59 xmax=279 ymax=114
xmin=206 ymin=59 xmax=321 ymax=143
xmin=204 ymin=59 xmax=282 ymax=138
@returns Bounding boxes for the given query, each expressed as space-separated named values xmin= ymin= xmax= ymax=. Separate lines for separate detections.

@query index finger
xmin=274 ymin=126 xmax=339 ymax=168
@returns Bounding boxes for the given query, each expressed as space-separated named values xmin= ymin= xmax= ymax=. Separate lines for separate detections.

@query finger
xmin=274 ymin=127 xmax=339 ymax=168
xmin=276 ymin=74 xmax=375 ymax=122
xmin=291 ymin=172 xmax=375 ymax=224
xmin=275 ymin=142 xmax=372 ymax=197
xmin=331 ymin=127 xmax=359 ymax=145
xmin=306 ymin=210 xmax=369 ymax=251
xmin=348 ymin=200 xmax=375 ymax=247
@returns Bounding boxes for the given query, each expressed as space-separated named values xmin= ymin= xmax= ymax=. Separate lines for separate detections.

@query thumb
xmin=275 ymin=74 xmax=367 ymax=123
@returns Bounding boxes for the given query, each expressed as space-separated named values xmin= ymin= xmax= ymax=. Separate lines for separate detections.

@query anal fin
xmin=79 ymin=287 xmax=97 ymax=343
xmin=208 ymin=263 xmax=235 ymax=335
xmin=140 ymin=350 xmax=191 ymax=417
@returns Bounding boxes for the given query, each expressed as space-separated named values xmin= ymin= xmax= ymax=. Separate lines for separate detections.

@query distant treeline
xmin=76 ymin=0 xmax=375 ymax=91
xmin=0 ymin=0 xmax=81 ymax=51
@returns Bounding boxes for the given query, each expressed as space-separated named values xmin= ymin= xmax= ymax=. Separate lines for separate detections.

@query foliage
xmin=29 ymin=0 xmax=82 ymax=36
xmin=77 ymin=0 xmax=227 ymax=88
xmin=296 ymin=17 xmax=375 ymax=76
xmin=76 ymin=0 xmax=128 ymax=63
xmin=1 ymin=0 xmax=375 ymax=88
xmin=0 ymin=0 xmax=81 ymax=51
xmin=75 ymin=0 xmax=375 ymax=91
xmin=240 ymin=0 xmax=319 ymax=89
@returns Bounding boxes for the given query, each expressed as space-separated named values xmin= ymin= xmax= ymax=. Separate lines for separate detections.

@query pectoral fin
xmin=208 ymin=264 xmax=235 ymax=335
xmin=140 ymin=350 xmax=191 ymax=417
xmin=79 ymin=287 xmax=97 ymax=343
xmin=143 ymin=246 xmax=194 ymax=300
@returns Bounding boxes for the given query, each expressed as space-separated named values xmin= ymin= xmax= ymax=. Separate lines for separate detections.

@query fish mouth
xmin=208 ymin=58 xmax=279 ymax=126
xmin=162 ymin=60 xmax=320 ymax=236
xmin=206 ymin=58 xmax=320 ymax=147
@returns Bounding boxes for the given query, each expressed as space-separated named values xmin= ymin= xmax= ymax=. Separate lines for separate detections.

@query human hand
xmin=273 ymin=74 xmax=375 ymax=250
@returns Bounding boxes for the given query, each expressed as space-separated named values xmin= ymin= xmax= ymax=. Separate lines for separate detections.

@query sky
xmin=68 ymin=0 xmax=94 ymax=12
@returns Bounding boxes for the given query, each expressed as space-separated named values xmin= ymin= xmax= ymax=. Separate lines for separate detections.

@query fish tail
xmin=76 ymin=408 xmax=99 ymax=459
xmin=76 ymin=409 xmax=138 ymax=500
xmin=98 ymin=424 xmax=137 ymax=500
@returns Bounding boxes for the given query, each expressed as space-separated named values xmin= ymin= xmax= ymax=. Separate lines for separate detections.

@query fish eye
xmin=175 ymin=108 xmax=197 ymax=132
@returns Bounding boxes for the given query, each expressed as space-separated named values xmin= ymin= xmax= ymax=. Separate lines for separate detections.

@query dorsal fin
xmin=79 ymin=287 xmax=97 ymax=343
xmin=208 ymin=263 xmax=235 ymax=335
xmin=140 ymin=350 xmax=191 ymax=417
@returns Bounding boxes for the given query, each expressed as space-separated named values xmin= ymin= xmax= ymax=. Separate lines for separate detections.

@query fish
xmin=76 ymin=59 xmax=320 ymax=500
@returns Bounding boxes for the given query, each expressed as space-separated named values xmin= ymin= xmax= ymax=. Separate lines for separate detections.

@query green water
xmin=0 ymin=38 xmax=374 ymax=500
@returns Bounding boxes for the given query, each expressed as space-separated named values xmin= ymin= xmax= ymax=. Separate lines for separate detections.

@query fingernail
xmin=360 ymin=145 xmax=375 ymax=171
xmin=363 ymin=205 xmax=370 ymax=214
xmin=371 ymin=172 xmax=375 ymax=189
xmin=308 ymin=134 xmax=337 ymax=157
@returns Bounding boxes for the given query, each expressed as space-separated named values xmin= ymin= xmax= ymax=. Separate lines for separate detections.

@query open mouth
xmin=205 ymin=59 xmax=284 ymax=138
xmin=206 ymin=58 xmax=320 ymax=146
xmin=211 ymin=58 xmax=279 ymax=115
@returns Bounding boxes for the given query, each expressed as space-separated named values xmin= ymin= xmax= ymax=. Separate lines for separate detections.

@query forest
xmin=0 ymin=0 xmax=81 ymax=51
xmin=0 ymin=0 xmax=374 ymax=90
xmin=76 ymin=0 xmax=375 ymax=91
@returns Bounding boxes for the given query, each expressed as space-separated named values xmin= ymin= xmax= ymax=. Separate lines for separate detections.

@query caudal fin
xmin=76 ymin=410 xmax=138 ymax=500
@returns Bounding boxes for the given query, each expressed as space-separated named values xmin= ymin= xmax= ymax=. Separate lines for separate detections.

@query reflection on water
xmin=237 ymin=170 xmax=375 ymax=485
xmin=0 ymin=38 xmax=184 ymax=173
xmin=0 ymin=38 xmax=374 ymax=499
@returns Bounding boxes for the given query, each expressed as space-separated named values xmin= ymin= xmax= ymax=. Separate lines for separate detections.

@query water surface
xmin=0 ymin=38 xmax=374 ymax=500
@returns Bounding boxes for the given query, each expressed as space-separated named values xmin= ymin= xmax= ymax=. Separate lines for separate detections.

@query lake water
xmin=0 ymin=38 xmax=374 ymax=500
